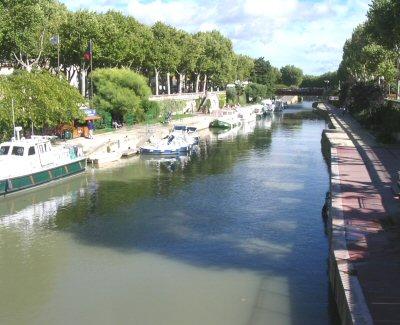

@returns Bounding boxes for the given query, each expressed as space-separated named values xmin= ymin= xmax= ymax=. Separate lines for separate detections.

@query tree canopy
xmin=280 ymin=65 xmax=303 ymax=87
xmin=338 ymin=0 xmax=399 ymax=92
xmin=0 ymin=71 xmax=84 ymax=140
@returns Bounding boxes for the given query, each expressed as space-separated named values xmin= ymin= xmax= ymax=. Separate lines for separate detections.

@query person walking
xmin=88 ymin=120 xmax=95 ymax=139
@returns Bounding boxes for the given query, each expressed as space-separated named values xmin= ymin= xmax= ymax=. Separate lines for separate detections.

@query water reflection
xmin=0 ymin=176 xmax=92 ymax=232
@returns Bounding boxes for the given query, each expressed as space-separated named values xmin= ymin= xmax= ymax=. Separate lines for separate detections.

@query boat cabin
xmin=0 ymin=136 xmax=53 ymax=158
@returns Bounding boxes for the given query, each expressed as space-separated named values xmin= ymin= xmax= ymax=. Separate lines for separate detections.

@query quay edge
xmin=318 ymin=103 xmax=373 ymax=325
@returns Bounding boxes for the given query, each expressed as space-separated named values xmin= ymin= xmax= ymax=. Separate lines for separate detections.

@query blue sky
xmin=60 ymin=0 xmax=371 ymax=75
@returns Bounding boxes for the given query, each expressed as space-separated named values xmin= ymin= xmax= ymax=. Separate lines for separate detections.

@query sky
xmin=60 ymin=0 xmax=371 ymax=76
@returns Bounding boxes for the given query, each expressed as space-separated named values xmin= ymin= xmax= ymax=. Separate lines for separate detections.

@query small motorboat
xmin=140 ymin=134 xmax=192 ymax=155
xmin=172 ymin=125 xmax=200 ymax=145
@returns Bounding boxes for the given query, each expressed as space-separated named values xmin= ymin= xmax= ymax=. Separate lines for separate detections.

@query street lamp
xmin=324 ymin=80 xmax=330 ymax=99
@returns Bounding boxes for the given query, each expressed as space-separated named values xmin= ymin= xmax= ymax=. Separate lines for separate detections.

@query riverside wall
xmin=318 ymin=104 xmax=373 ymax=325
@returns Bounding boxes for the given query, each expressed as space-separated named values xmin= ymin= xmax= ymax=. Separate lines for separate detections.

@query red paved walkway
xmin=330 ymin=108 xmax=400 ymax=324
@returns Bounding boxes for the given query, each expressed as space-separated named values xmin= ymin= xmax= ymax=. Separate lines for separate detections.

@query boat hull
xmin=140 ymin=146 xmax=191 ymax=155
xmin=0 ymin=159 xmax=86 ymax=196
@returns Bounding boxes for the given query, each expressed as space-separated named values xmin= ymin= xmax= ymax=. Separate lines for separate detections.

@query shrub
xmin=158 ymin=100 xmax=187 ymax=114
xmin=95 ymin=109 xmax=112 ymax=129
xmin=245 ymin=83 xmax=271 ymax=103
xmin=226 ymin=87 xmax=237 ymax=104
xmin=141 ymin=99 xmax=160 ymax=120
xmin=92 ymin=68 xmax=151 ymax=124
xmin=238 ymin=94 xmax=247 ymax=106
xmin=218 ymin=94 xmax=226 ymax=108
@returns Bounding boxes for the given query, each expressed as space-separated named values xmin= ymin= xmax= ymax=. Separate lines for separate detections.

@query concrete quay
xmin=319 ymin=103 xmax=400 ymax=325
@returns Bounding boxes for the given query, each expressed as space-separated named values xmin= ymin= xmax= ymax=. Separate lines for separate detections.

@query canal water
xmin=0 ymin=102 xmax=340 ymax=325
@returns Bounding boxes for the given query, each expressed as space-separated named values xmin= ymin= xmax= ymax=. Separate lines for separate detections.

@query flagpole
xmin=57 ymin=35 xmax=60 ymax=74
xmin=11 ymin=99 xmax=15 ymax=138
xmin=90 ymin=39 xmax=93 ymax=100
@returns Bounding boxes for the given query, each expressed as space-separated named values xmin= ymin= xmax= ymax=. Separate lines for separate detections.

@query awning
xmin=81 ymin=107 xmax=101 ymax=121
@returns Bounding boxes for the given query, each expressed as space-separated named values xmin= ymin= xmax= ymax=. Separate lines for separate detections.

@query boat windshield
xmin=0 ymin=146 xmax=10 ymax=155
xmin=11 ymin=146 xmax=24 ymax=156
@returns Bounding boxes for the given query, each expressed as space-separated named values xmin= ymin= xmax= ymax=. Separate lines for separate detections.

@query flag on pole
xmin=83 ymin=40 xmax=93 ymax=62
xmin=50 ymin=35 xmax=60 ymax=46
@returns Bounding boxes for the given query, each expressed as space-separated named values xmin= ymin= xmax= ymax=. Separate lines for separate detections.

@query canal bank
xmin=319 ymin=103 xmax=400 ymax=324
xmin=66 ymin=105 xmax=260 ymax=167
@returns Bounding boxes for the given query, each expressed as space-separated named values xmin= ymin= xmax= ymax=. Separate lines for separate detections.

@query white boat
xmin=261 ymin=99 xmax=275 ymax=113
xmin=253 ymin=105 xmax=264 ymax=118
xmin=87 ymin=151 xmax=122 ymax=167
xmin=171 ymin=125 xmax=200 ymax=146
xmin=236 ymin=107 xmax=257 ymax=123
xmin=140 ymin=134 xmax=192 ymax=155
xmin=274 ymin=99 xmax=285 ymax=111
xmin=0 ymin=130 xmax=86 ymax=196
xmin=209 ymin=110 xmax=242 ymax=129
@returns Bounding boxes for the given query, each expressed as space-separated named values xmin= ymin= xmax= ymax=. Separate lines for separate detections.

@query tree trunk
xmin=79 ymin=69 xmax=86 ymax=97
xmin=196 ymin=73 xmax=200 ymax=93
xmin=155 ymin=68 xmax=159 ymax=96
xmin=167 ymin=72 xmax=171 ymax=95
xmin=203 ymin=74 xmax=207 ymax=93
xmin=178 ymin=73 xmax=183 ymax=94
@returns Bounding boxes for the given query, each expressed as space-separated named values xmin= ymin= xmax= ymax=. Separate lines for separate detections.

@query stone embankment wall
xmin=318 ymin=103 xmax=373 ymax=325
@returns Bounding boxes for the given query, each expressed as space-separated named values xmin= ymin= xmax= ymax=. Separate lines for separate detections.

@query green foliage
xmin=141 ymin=99 xmax=160 ymax=120
xmin=158 ymin=100 xmax=187 ymax=114
xmin=203 ymin=99 xmax=211 ymax=112
xmin=1 ymin=0 xmax=68 ymax=69
xmin=252 ymin=57 xmax=279 ymax=87
xmin=235 ymin=54 xmax=254 ymax=81
xmin=338 ymin=24 xmax=397 ymax=84
xmin=301 ymin=72 xmax=338 ymax=88
xmin=195 ymin=97 xmax=202 ymax=110
xmin=0 ymin=70 xmax=84 ymax=140
xmin=194 ymin=31 xmax=236 ymax=87
xmin=238 ymin=94 xmax=247 ymax=106
xmin=348 ymin=82 xmax=385 ymax=117
xmin=366 ymin=0 xmax=400 ymax=52
xmin=339 ymin=1 xmax=399 ymax=95
xmin=280 ymin=65 xmax=303 ymax=86
xmin=92 ymin=68 xmax=151 ymax=124
xmin=245 ymin=83 xmax=271 ymax=103
xmin=343 ymin=81 xmax=400 ymax=143
xmin=95 ymin=109 xmax=112 ymax=129
xmin=149 ymin=22 xmax=181 ymax=73
xmin=218 ymin=94 xmax=226 ymax=108
xmin=226 ymin=87 xmax=237 ymax=104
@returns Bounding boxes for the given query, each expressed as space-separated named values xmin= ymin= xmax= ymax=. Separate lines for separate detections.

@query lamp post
xmin=324 ymin=80 xmax=330 ymax=99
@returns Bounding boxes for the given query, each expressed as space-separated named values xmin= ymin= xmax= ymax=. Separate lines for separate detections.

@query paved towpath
xmin=327 ymin=105 xmax=400 ymax=324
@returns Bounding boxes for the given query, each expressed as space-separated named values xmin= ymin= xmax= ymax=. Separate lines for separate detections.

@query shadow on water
xmin=0 ymin=104 xmax=340 ymax=324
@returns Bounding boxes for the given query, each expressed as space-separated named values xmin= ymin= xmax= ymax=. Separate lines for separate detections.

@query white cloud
xmin=60 ymin=0 xmax=371 ymax=75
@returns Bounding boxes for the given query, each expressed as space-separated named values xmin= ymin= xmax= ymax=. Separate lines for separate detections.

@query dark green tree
xmin=280 ymin=65 xmax=303 ymax=86
xmin=252 ymin=57 xmax=276 ymax=87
